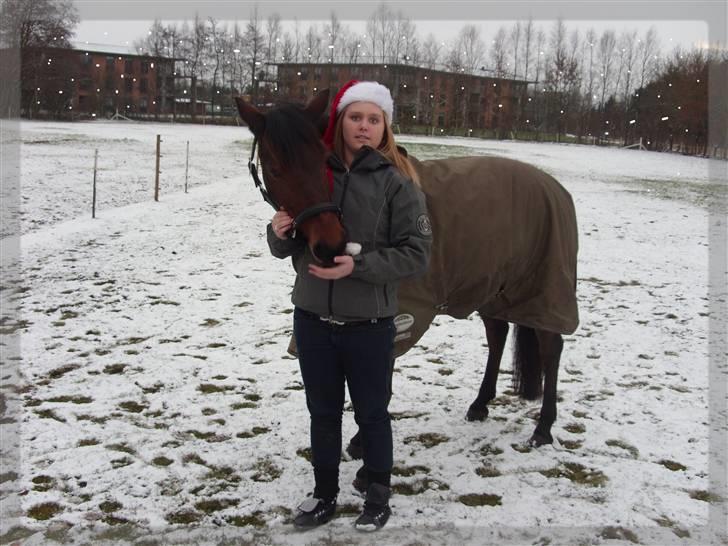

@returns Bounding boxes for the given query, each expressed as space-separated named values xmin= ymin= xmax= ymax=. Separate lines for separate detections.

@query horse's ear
xmin=234 ymin=96 xmax=265 ymax=137
xmin=303 ymin=88 xmax=330 ymax=123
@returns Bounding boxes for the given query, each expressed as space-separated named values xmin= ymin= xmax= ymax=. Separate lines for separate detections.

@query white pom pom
xmin=345 ymin=242 xmax=362 ymax=256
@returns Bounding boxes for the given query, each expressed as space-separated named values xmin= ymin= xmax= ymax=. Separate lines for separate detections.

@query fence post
xmin=154 ymin=134 xmax=161 ymax=201
xmin=92 ymin=149 xmax=98 ymax=218
xmin=185 ymin=140 xmax=189 ymax=193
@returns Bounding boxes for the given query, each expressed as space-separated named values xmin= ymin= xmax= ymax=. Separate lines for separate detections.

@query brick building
xmin=276 ymin=63 xmax=530 ymax=132
xmin=19 ymin=43 xmax=178 ymax=118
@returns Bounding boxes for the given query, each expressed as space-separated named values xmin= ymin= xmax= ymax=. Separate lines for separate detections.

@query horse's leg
xmin=466 ymin=316 xmax=509 ymax=421
xmin=530 ymin=329 xmax=564 ymax=446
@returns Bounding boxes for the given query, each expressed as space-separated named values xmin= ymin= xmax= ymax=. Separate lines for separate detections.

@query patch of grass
xmin=27 ymin=502 xmax=63 ymax=520
xmin=24 ymin=398 xmax=42 ymax=407
xmin=48 ymin=364 xmax=80 ymax=379
xmin=102 ymin=515 xmax=131 ymax=526
xmin=404 ymin=432 xmax=449 ymax=448
xmin=237 ymin=427 xmax=270 ymax=439
xmin=152 ymin=456 xmax=173 ymax=467
xmin=207 ymin=343 xmax=227 ymax=348
xmin=103 ymin=363 xmax=127 ymax=374
xmin=185 ymin=430 xmax=229 ymax=443
xmin=75 ymin=414 xmax=108 ymax=424
xmin=658 ymin=459 xmax=687 ymax=471
xmin=392 ymin=464 xmax=430 ymax=477
xmin=479 ymin=444 xmax=504 ymax=457
xmin=118 ymin=401 xmax=147 ymax=413
xmin=437 ymin=368 xmax=454 ymax=376
xmin=201 ymin=408 xmax=217 ymax=415
xmin=204 ymin=465 xmax=241 ymax=483
xmin=510 ymin=443 xmax=532 ymax=453
xmin=182 ymin=453 xmax=206 ymax=466
xmin=540 ymin=462 xmax=608 ymax=487
xmin=563 ymin=422 xmax=586 ymax=434
xmin=251 ymin=459 xmax=282 ymax=482
xmin=599 ymin=526 xmax=639 ymax=543
xmin=34 ymin=409 xmax=65 ymax=422
xmin=390 ymin=411 xmax=428 ymax=420
xmin=392 ymin=478 xmax=449 ymax=495
xmin=336 ymin=503 xmax=360 ymax=516
xmin=476 ymin=466 xmax=502 ymax=478
xmin=458 ymin=493 xmax=502 ymax=506
xmin=165 ymin=509 xmax=203 ymax=524
xmin=688 ymin=489 xmax=722 ymax=503
xmin=200 ymin=318 xmax=221 ymax=327
xmin=78 ymin=438 xmax=99 ymax=447
xmin=284 ymin=384 xmax=304 ymax=391
xmin=230 ymin=402 xmax=256 ymax=410
xmin=226 ymin=511 xmax=266 ymax=527
xmin=31 ymin=475 xmax=54 ymax=492
xmin=111 ymin=457 xmax=134 ymax=469
xmin=296 ymin=447 xmax=312 ymax=462
xmin=99 ymin=500 xmax=123 ymax=513
xmin=605 ymin=439 xmax=639 ymax=459
xmin=118 ymin=336 xmax=151 ymax=345
xmin=46 ymin=395 xmax=93 ymax=404
xmin=198 ymin=383 xmax=234 ymax=394
xmin=106 ymin=443 xmax=135 ymax=455
xmin=654 ymin=515 xmax=691 ymax=538
xmin=194 ymin=498 xmax=239 ymax=513
xmin=244 ymin=393 xmax=261 ymax=402
xmin=560 ymin=439 xmax=583 ymax=450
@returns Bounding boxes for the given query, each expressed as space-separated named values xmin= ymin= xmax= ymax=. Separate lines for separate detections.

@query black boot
xmin=354 ymin=483 xmax=391 ymax=532
xmin=293 ymin=495 xmax=337 ymax=529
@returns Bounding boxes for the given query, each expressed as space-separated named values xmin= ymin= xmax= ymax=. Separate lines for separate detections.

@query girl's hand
xmin=308 ymin=255 xmax=354 ymax=279
xmin=271 ymin=208 xmax=293 ymax=239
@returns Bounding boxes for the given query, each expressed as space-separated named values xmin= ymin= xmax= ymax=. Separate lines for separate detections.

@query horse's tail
xmin=512 ymin=325 xmax=543 ymax=400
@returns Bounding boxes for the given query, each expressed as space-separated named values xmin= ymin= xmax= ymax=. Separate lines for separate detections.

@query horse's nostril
xmin=313 ymin=243 xmax=339 ymax=266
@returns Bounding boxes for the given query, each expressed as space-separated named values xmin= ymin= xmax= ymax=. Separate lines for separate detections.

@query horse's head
xmin=235 ymin=91 xmax=347 ymax=266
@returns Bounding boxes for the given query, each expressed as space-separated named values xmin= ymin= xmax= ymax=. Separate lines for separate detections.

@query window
xmin=140 ymin=98 xmax=148 ymax=113
xmin=140 ymin=78 xmax=148 ymax=92
xmin=106 ymin=56 xmax=115 ymax=68
xmin=125 ymin=59 xmax=134 ymax=73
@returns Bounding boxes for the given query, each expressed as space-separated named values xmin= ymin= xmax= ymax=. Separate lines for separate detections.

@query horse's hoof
xmin=466 ymin=405 xmax=489 ymax=421
xmin=528 ymin=432 xmax=553 ymax=447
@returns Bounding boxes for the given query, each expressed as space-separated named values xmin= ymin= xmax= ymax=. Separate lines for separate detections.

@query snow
xmin=0 ymin=120 xmax=725 ymax=545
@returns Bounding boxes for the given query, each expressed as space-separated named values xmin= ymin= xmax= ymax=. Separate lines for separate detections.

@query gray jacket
xmin=267 ymin=146 xmax=432 ymax=321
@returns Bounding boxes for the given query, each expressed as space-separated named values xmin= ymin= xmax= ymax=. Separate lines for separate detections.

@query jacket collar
xmin=327 ymin=145 xmax=392 ymax=173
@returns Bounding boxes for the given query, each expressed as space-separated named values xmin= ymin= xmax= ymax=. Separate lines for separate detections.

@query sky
xmin=73 ymin=19 xmax=712 ymax=54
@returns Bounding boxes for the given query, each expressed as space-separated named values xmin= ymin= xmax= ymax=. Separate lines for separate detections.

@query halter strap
xmin=248 ymin=136 xmax=342 ymax=236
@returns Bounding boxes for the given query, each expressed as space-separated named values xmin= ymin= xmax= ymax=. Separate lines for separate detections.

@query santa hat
xmin=322 ymin=80 xmax=393 ymax=149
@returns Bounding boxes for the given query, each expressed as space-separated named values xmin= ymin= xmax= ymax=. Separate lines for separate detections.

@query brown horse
xmin=235 ymin=91 xmax=579 ymax=447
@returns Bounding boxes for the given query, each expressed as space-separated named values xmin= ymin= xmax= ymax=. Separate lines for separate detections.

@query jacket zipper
xmin=328 ymin=168 xmax=351 ymax=317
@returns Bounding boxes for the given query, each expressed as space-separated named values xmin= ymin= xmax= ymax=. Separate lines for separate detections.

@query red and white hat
xmin=322 ymin=80 xmax=393 ymax=149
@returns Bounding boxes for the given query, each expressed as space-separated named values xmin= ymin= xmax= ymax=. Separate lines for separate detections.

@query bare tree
xmin=597 ymin=29 xmax=617 ymax=108
xmin=366 ymin=3 xmax=395 ymax=63
xmin=266 ymin=13 xmax=282 ymax=63
xmin=244 ymin=6 xmax=265 ymax=102
xmin=636 ymin=26 xmax=660 ymax=91
xmin=510 ymin=21 xmax=522 ymax=79
xmin=304 ymin=24 xmax=322 ymax=63
xmin=324 ymin=11 xmax=341 ymax=63
xmin=490 ymin=27 xmax=508 ymax=77
xmin=534 ymin=28 xmax=546 ymax=84
xmin=396 ymin=15 xmax=418 ymax=64
xmin=421 ymin=33 xmax=442 ymax=69
xmin=0 ymin=0 xmax=78 ymax=48
xmin=521 ymin=17 xmax=535 ymax=81
xmin=457 ymin=25 xmax=486 ymax=74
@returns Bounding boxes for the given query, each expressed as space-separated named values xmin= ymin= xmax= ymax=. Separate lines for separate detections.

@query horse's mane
xmin=265 ymin=104 xmax=325 ymax=168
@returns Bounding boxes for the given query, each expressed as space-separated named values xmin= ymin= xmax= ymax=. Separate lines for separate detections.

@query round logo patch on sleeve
xmin=416 ymin=214 xmax=432 ymax=236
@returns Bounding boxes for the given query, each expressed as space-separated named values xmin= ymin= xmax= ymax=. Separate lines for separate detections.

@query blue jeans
xmin=294 ymin=308 xmax=395 ymax=490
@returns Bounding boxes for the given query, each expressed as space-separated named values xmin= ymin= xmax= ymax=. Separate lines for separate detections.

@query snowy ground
xmin=0 ymin=120 xmax=726 ymax=545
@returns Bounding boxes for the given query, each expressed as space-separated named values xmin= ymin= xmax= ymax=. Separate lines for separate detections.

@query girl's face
xmin=341 ymin=101 xmax=386 ymax=164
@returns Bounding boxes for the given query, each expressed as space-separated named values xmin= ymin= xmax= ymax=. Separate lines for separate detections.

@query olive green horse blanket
xmin=288 ymin=154 xmax=579 ymax=358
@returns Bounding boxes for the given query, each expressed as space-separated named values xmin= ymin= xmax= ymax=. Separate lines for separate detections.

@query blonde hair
xmin=333 ymin=108 xmax=420 ymax=185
